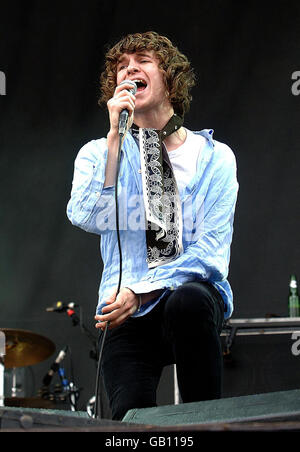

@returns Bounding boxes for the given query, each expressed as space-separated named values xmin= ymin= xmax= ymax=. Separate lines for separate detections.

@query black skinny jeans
xmin=101 ymin=281 xmax=225 ymax=420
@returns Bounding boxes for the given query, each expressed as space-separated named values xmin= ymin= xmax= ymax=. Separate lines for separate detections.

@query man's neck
xmin=134 ymin=104 xmax=173 ymax=130
xmin=134 ymin=107 xmax=186 ymax=152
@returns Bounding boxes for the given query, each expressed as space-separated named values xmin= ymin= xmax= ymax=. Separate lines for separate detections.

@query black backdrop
xmin=1 ymin=0 xmax=300 ymax=414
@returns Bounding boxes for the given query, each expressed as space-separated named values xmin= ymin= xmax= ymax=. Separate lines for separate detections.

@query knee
xmin=164 ymin=282 xmax=216 ymax=328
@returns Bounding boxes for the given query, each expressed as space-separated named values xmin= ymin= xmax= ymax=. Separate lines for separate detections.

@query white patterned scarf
xmin=130 ymin=114 xmax=184 ymax=268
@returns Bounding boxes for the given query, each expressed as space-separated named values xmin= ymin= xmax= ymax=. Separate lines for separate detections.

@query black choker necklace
xmin=131 ymin=113 xmax=184 ymax=141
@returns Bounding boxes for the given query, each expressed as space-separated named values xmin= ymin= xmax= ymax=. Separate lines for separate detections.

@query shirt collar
xmin=197 ymin=129 xmax=215 ymax=147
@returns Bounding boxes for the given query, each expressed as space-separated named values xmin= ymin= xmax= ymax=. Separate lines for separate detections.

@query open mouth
xmin=133 ymin=79 xmax=147 ymax=93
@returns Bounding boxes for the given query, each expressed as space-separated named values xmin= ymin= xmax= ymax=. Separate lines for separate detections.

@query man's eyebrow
xmin=117 ymin=55 xmax=127 ymax=64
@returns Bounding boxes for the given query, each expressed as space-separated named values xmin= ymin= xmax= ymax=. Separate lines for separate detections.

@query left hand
xmin=95 ymin=287 xmax=139 ymax=331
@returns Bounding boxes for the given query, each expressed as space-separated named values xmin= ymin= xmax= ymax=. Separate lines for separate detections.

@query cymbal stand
xmin=11 ymin=368 xmax=17 ymax=397
xmin=47 ymin=305 xmax=98 ymax=412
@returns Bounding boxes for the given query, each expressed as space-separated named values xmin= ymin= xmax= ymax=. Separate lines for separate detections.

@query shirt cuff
xmin=126 ymin=280 xmax=172 ymax=296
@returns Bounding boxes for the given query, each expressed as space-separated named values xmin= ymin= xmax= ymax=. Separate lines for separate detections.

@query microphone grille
xmin=120 ymin=79 xmax=137 ymax=95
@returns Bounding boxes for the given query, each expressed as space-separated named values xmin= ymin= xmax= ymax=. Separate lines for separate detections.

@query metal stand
xmin=11 ymin=368 xmax=19 ymax=398
xmin=174 ymin=365 xmax=180 ymax=405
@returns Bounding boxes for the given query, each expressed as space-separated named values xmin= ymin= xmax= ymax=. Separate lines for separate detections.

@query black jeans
xmin=101 ymin=281 xmax=225 ymax=420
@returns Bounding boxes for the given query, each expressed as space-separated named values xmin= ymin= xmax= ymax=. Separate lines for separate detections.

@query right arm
xmin=104 ymin=82 xmax=136 ymax=187
xmin=66 ymin=82 xmax=136 ymax=233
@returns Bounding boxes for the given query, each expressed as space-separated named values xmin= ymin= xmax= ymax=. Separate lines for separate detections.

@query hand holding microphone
xmin=104 ymin=80 xmax=137 ymax=187
xmin=118 ymin=80 xmax=137 ymax=135
xmin=107 ymin=80 xmax=137 ymax=137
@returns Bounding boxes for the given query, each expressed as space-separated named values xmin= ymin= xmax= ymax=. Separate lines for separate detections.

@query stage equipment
xmin=0 ymin=329 xmax=55 ymax=369
xmin=164 ymin=316 xmax=300 ymax=405
xmin=2 ymin=390 xmax=300 ymax=431
xmin=46 ymin=302 xmax=99 ymax=414
xmin=222 ymin=315 xmax=300 ymax=355
xmin=0 ymin=406 xmax=131 ymax=431
xmin=4 ymin=397 xmax=54 ymax=409
xmin=0 ymin=329 xmax=56 ymax=410
xmin=0 ymin=332 xmax=5 ymax=407
xmin=123 ymin=389 xmax=300 ymax=427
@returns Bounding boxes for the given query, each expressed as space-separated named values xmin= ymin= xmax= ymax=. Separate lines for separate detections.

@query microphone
xmin=118 ymin=80 xmax=137 ymax=136
xmin=67 ymin=308 xmax=80 ymax=326
xmin=46 ymin=301 xmax=78 ymax=313
xmin=42 ymin=346 xmax=68 ymax=386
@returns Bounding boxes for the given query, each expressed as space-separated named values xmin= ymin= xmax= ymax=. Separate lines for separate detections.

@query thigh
xmin=163 ymin=281 xmax=224 ymax=336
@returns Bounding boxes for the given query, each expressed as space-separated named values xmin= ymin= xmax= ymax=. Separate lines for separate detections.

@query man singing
xmin=67 ymin=31 xmax=239 ymax=420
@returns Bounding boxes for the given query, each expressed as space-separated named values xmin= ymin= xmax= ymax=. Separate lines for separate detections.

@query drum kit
xmin=0 ymin=328 xmax=76 ymax=410
xmin=0 ymin=305 xmax=100 ymax=415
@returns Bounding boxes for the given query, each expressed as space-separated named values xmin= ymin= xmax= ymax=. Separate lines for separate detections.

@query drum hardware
xmin=0 ymin=328 xmax=55 ymax=369
xmin=0 ymin=328 xmax=56 ymax=409
xmin=4 ymin=396 xmax=55 ymax=409
xmin=46 ymin=302 xmax=99 ymax=414
xmin=1 ymin=302 xmax=100 ymax=413
xmin=38 ymin=382 xmax=81 ymax=410
xmin=86 ymin=395 xmax=95 ymax=418
xmin=37 ymin=344 xmax=81 ymax=412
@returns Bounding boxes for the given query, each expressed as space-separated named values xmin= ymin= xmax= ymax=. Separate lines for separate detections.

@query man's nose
xmin=127 ymin=64 xmax=139 ymax=75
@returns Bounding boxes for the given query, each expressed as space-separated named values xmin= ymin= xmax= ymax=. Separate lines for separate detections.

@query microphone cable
xmin=94 ymin=131 xmax=125 ymax=420
xmin=94 ymin=80 xmax=136 ymax=419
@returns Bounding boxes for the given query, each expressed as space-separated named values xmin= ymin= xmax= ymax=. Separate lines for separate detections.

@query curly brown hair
xmin=98 ymin=31 xmax=196 ymax=116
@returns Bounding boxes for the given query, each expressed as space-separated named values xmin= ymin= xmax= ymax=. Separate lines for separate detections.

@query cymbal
xmin=0 ymin=329 xmax=55 ymax=368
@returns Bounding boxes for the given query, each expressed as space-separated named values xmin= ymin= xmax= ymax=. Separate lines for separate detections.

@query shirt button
xmin=138 ymin=169 xmax=142 ymax=174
